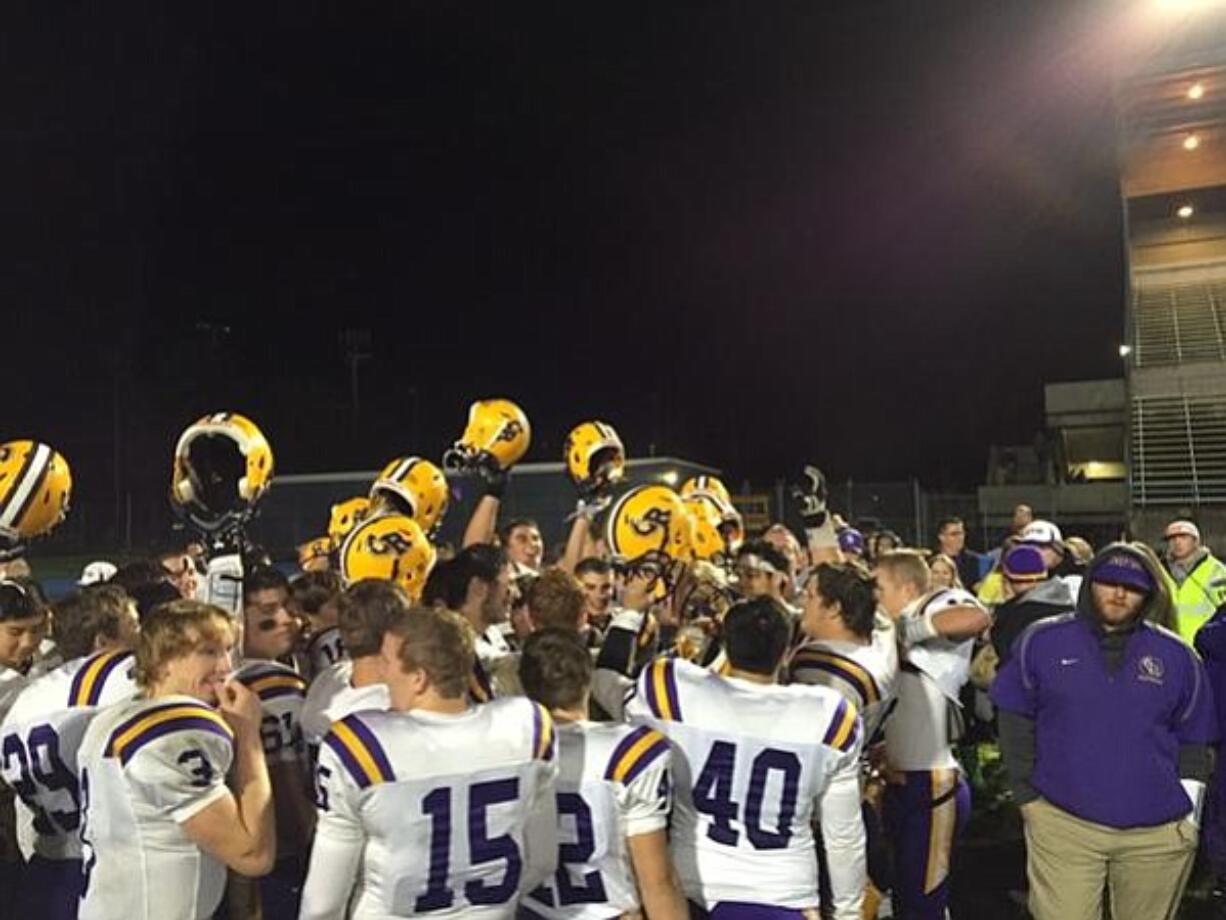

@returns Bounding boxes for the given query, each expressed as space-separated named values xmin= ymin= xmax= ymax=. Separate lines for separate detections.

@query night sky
xmin=4 ymin=2 xmax=1125 ymax=535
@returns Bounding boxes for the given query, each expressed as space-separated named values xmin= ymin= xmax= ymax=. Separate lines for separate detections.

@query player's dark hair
xmin=243 ymin=564 xmax=290 ymax=600
xmin=337 ymin=578 xmax=413 ymax=658
xmin=499 ymin=517 xmax=540 ymax=545
xmin=812 ymin=563 xmax=877 ymax=639
xmin=436 ymin=544 xmax=506 ymax=609
xmin=723 ymin=596 xmax=791 ymax=676
xmin=130 ymin=580 xmax=182 ymax=621
xmin=574 ymin=557 xmax=612 ymax=579
xmin=520 ymin=627 xmax=592 ymax=711
xmin=54 ymin=585 xmax=134 ymax=660
xmin=290 ymin=570 xmax=343 ymax=616
xmin=936 ymin=517 xmax=964 ymax=536
xmin=736 ymin=539 xmax=790 ymax=575
xmin=110 ymin=559 xmax=169 ymax=595
xmin=0 ymin=579 xmax=38 ymax=622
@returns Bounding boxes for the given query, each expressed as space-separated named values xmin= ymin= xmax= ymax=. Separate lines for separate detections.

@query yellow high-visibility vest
xmin=1165 ymin=554 xmax=1226 ymax=643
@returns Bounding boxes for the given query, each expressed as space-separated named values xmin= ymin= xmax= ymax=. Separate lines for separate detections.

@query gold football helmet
xmin=564 ymin=420 xmax=625 ymax=496
xmin=328 ymin=497 xmax=371 ymax=546
xmin=680 ymin=475 xmax=732 ymax=508
xmin=606 ymin=484 xmax=691 ymax=566
xmin=0 ymin=440 xmax=72 ymax=544
xmin=681 ymin=475 xmax=743 ymax=553
xmin=370 ymin=456 xmax=449 ymax=535
xmin=339 ymin=513 xmax=437 ymax=601
xmin=684 ymin=494 xmax=728 ymax=562
xmin=297 ymin=536 xmax=333 ymax=572
xmin=442 ymin=399 xmax=531 ymax=473
xmin=170 ymin=413 xmax=273 ymax=532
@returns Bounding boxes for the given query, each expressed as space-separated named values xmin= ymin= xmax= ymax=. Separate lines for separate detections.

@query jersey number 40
xmin=693 ymin=742 xmax=801 ymax=849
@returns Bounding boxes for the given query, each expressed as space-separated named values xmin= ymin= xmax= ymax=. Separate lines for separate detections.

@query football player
xmin=76 ymin=600 xmax=274 ymax=920
xmin=626 ymin=596 xmax=867 ymax=919
xmin=788 ymin=562 xmax=898 ymax=743
xmin=874 ymin=550 xmax=989 ymax=920
xmin=290 ymin=570 xmax=344 ymax=680
xmin=300 ymin=579 xmax=408 ymax=749
xmin=0 ymin=585 xmax=140 ymax=919
xmin=232 ymin=565 xmax=313 ymax=919
xmin=0 ymin=580 xmax=47 ymax=717
xmin=300 ymin=606 xmax=559 ymax=918
xmin=518 ymin=627 xmax=688 ymax=920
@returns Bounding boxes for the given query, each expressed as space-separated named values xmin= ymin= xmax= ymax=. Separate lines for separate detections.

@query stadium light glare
xmin=1119 ymin=344 xmax=1133 ymax=358
xmin=661 ymin=470 xmax=679 ymax=486
xmin=1189 ymin=82 xmax=1206 ymax=100
xmin=1178 ymin=203 xmax=1195 ymax=219
xmin=1184 ymin=133 xmax=1201 ymax=150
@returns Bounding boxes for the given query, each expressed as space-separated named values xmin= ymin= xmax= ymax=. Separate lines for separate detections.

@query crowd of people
xmin=0 ymin=403 xmax=1223 ymax=920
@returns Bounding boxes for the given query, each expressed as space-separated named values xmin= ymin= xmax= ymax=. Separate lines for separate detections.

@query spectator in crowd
xmin=992 ymin=543 xmax=1215 ymax=920
xmin=1161 ymin=519 xmax=1226 ymax=643
xmin=1018 ymin=520 xmax=1083 ymax=600
xmin=990 ymin=544 xmax=1074 ymax=668
xmin=76 ymin=560 xmax=117 ymax=588
xmin=935 ymin=517 xmax=985 ymax=590
xmin=929 ymin=553 xmax=963 ymax=591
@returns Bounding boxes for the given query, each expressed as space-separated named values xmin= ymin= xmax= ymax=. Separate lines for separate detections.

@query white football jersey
xmin=625 ymin=657 xmax=865 ymax=917
xmin=232 ymin=659 xmax=308 ymax=766
xmin=304 ymin=626 xmax=345 ymax=680
xmin=301 ymin=698 xmax=559 ymax=920
xmin=301 ymin=659 xmax=390 ymax=747
xmin=77 ymin=694 xmax=236 ymax=920
xmin=0 ymin=650 xmax=138 ymax=860
xmin=885 ymin=589 xmax=978 ymax=772
xmin=521 ymin=720 xmax=672 ymax=920
xmin=786 ymin=615 xmax=899 ymax=742
xmin=0 ymin=665 xmax=27 ymax=722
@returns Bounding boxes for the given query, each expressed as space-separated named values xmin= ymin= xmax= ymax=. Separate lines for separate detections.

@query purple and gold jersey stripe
xmin=821 ymin=697 xmax=861 ymax=753
xmin=323 ymin=715 xmax=395 ymax=789
xmin=789 ymin=649 xmax=880 ymax=707
xmin=531 ymin=703 xmax=555 ymax=761
xmin=605 ymin=725 xmax=669 ymax=785
xmin=643 ymin=657 xmax=682 ymax=722
xmin=69 ymin=650 xmax=134 ymax=708
xmin=241 ymin=672 xmax=308 ymax=701
xmin=105 ymin=703 xmax=234 ymax=765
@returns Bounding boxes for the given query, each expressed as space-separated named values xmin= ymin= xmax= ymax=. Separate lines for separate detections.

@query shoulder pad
xmin=604 ymin=724 xmax=669 ymax=785
xmin=105 ymin=701 xmax=233 ymax=766
xmin=237 ymin=664 xmax=308 ymax=702
xmin=789 ymin=646 xmax=881 ymax=707
xmin=69 ymin=650 xmax=135 ymax=708
xmin=639 ymin=656 xmax=684 ymax=722
xmin=322 ymin=713 xmax=396 ymax=789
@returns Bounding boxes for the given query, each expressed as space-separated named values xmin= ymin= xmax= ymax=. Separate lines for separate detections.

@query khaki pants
xmin=1022 ymin=798 xmax=1197 ymax=920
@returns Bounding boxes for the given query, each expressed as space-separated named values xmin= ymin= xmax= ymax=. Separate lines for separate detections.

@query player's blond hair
xmin=389 ymin=606 xmax=474 ymax=699
xmin=874 ymin=550 xmax=931 ymax=594
xmin=134 ymin=599 xmax=234 ymax=688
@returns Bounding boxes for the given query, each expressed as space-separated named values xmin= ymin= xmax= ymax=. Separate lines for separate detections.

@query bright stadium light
xmin=1178 ymin=203 xmax=1196 ymax=219
xmin=1189 ymin=82 xmax=1206 ymax=100
xmin=661 ymin=470 xmax=679 ymax=486
xmin=1119 ymin=344 xmax=1134 ymax=357
xmin=1184 ymin=133 xmax=1201 ymax=150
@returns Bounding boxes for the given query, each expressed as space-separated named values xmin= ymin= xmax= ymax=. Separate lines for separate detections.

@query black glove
xmin=476 ymin=456 xmax=509 ymax=500
xmin=790 ymin=464 xmax=829 ymax=529
xmin=0 ymin=534 xmax=25 ymax=564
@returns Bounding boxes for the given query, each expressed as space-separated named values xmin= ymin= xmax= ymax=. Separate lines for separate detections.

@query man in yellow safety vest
xmin=1162 ymin=519 xmax=1226 ymax=643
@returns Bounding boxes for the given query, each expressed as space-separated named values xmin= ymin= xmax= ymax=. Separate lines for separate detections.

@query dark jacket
xmin=991 ymin=577 xmax=1075 ymax=666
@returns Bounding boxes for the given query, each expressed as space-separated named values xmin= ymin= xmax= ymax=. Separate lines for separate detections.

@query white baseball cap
xmin=1018 ymin=520 xmax=1063 ymax=546
xmin=1164 ymin=520 xmax=1201 ymax=541
xmin=77 ymin=560 xmax=117 ymax=587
